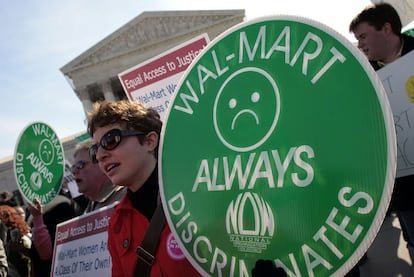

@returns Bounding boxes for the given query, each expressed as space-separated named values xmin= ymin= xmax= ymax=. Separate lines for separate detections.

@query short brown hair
xmin=87 ymin=100 xmax=162 ymax=156
xmin=87 ymin=100 xmax=162 ymax=135
xmin=349 ymin=3 xmax=402 ymax=35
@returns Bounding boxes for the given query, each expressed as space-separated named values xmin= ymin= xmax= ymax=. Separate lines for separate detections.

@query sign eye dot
xmin=251 ymin=92 xmax=260 ymax=103
xmin=229 ymin=98 xmax=237 ymax=109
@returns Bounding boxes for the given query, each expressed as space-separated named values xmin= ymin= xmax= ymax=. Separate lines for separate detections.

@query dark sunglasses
xmin=71 ymin=160 xmax=89 ymax=171
xmin=89 ymin=128 xmax=146 ymax=163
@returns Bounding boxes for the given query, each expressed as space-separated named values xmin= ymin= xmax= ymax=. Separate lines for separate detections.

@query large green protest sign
xmin=159 ymin=16 xmax=396 ymax=276
xmin=14 ymin=122 xmax=64 ymax=205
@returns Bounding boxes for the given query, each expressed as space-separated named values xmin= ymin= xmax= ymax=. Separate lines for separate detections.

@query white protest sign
xmin=118 ymin=33 xmax=209 ymax=121
xmin=51 ymin=205 xmax=115 ymax=277
xmin=377 ymin=50 xmax=414 ymax=177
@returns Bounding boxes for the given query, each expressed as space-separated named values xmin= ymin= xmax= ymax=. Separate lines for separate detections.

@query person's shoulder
xmin=111 ymin=186 xmax=127 ymax=201
xmin=370 ymin=60 xmax=381 ymax=71
xmin=43 ymin=195 xmax=76 ymax=222
xmin=108 ymin=195 xmax=133 ymax=231
xmin=43 ymin=195 xmax=72 ymax=212
xmin=112 ymin=194 xmax=131 ymax=213
xmin=403 ymin=33 xmax=414 ymax=42
xmin=105 ymin=184 xmax=127 ymax=201
xmin=402 ymin=34 xmax=414 ymax=53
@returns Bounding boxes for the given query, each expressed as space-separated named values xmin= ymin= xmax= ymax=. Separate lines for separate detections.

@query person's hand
xmin=27 ymin=198 xmax=43 ymax=218
xmin=252 ymin=259 xmax=287 ymax=277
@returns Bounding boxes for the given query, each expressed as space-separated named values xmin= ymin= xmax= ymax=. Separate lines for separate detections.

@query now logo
xmin=226 ymin=192 xmax=275 ymax=237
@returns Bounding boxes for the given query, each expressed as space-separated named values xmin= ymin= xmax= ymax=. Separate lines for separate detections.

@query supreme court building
xmin=0 ymin=9 xmax=245 ymax=198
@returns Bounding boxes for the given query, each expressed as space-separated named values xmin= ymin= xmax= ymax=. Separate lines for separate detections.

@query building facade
xmin=61 ymin=9 xmax=245 ymax=116
xmin=0 ymin=9 xmax=245 ymax=198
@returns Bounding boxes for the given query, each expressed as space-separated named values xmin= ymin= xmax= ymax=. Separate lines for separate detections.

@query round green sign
xmin=160 ymin=16 xmax=396 ymax=276
xmin=14 ymin=122 xmax=64 ymax=205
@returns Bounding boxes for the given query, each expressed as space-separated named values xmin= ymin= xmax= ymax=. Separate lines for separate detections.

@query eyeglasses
xmin=71 ymin=160 xmax=89 ymax=171
xmin=89 ymin=128 xmax=146 ymax=163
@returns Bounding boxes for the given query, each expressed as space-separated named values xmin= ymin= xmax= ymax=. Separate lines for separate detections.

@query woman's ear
xmin=144 ymin=131 xmax=159 ymax=151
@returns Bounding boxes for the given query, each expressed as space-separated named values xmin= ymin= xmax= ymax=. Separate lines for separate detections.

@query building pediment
xmin=61 ymin=10 xmax=245 ymax=74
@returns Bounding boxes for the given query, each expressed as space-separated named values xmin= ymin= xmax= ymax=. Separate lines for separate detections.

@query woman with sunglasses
xmin=87 ymin=100 xmax=199 ymax=277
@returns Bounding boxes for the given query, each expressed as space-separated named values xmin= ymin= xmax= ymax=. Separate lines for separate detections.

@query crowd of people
xmin=0 ymin=2 xmax=412 ymax=276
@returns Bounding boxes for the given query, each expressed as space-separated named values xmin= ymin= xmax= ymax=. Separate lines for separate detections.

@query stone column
xmin=101 ymin=81 xmax=115 ymax=101
xmin=77 ymin=87 xmax=93 ymax=114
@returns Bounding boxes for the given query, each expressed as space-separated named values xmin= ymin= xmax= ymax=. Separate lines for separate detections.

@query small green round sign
xmin=160 ymin=16 xmax=396 ymax=276
xmin=14 ymin=122 xmax=64 ymax=205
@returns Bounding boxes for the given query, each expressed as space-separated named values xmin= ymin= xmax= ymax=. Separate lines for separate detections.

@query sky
xmin=1 ymin=0 xmax=413 ymax=160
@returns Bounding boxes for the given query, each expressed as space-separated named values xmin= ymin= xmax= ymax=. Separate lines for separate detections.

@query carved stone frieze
xmin=61 ymin=10 xmax=245 ymax=74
